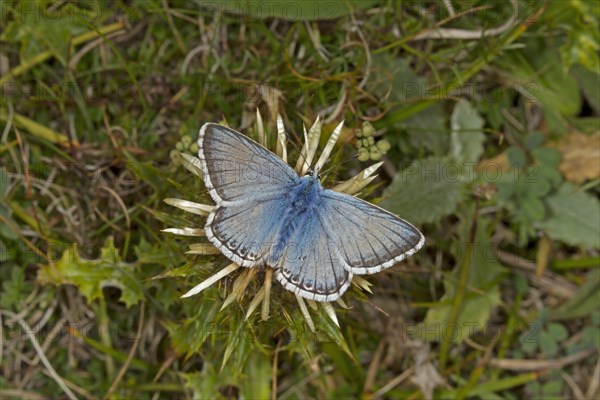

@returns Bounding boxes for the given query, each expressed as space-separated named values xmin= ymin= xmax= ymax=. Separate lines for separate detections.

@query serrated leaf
xmin=0 ymin=266 xmax=34 ymax=309
xmin=382 ymin=157 xmax=464 ymax=224
xmin=37 ymin=238 xmax=143 ymax=308
xmin=538 ymin=183 xmax=600 ymax=248
xmin=167 ymin=297 xmax=221 ymax=355
xmin=222 ymin=319 xmax=247 ymax=370
xmin=315 ymin=306 xmax=354 ymax=361
xmin=450 ymin=100 xmax=485 ymax=164
xmin=182 ymin=363 xmax=228 ymax=400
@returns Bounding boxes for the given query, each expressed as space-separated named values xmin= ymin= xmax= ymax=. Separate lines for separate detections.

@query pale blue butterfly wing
xmin=319 ymin=190 xmax=424 ymax=275
xmin=268 ymin=181 xmax=352 ymax=301
xmin=199 ymin=123 xmax=297 ymax=267
xmin=198 ymin=123 xmax=297 ymax=203
xmin=198 ymin=123 xmax=424 ymax=301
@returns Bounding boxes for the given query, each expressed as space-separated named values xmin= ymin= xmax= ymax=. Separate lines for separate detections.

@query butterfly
xmin=197 ymin=123 xmax=424 ymax=302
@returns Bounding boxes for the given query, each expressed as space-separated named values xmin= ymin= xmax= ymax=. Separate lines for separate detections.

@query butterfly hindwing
xmin=271 ymin=207 xmax=352 ymax=301
xmin=206 ymin=194 xmax=289 ymax=267
xmin=320 ymin=190 xmax=424 ymax=274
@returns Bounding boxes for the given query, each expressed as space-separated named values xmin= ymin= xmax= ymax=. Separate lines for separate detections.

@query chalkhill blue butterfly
xmin=197 ymin=123 xmax=424 ymax=302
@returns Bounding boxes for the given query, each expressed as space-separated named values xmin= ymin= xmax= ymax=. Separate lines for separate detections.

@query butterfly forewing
xmin=198 ymin=123 xmax=297 ymax=203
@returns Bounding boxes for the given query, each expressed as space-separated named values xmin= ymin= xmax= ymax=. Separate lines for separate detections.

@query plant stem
xmin=438 ymin=202 xmax=479 ymax=369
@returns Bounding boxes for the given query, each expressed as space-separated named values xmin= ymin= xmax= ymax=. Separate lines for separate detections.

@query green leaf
xmin=551 ymin=269 xmax=600 ymax=320
xmin=507 ymin=147 xmax=526 ymax=169
xmin=216 ymin=0 xmax=378 ymax=20
xmin=166 ymin=296 xmax=221 ymax=356
xmin=240 ymin=352 xmax=272 ymax=399
xmin=520 ymin=326 xmax=540 ymax=354
xmin=316 ymin=307 xmax=354 ymax=361
xmin=370 ymin=55 xmax=449 ymax=154
xmin=526 ymin=174 xmax=552 ymax=197
xmin=36 ymin=237 xmax=143 ymax=308
xmin=1 ymin=0 xmax=88 ymax=62
xmin=417 ymin=216 xmax=504 ymax=342
xmin=498 ymin=43 xmax=581 ymax=132
xmin=450 ymin=99 xmax=485 ymax=164
xmin=538 ymin=183 xmax=600 ymax=248
xmin=546 ymin=323 xmax=568 ymax=341
xmin=0 ymin=266 xmax=34 ymax=310
xmin=222 ymin=319 xmax=248 ymax=370
xmin=397 ymin=103 xmax=449 ymax=155
xmin=417 ymin=286 xmax=501 ymax=343
xmin=531 ymin=147 xmax=562 ymax=188
xmin=539 ymin=329 xmax=559 ymax=357
xmin=524 ymin=131 xmax=545 ymax=150
xmin=572 ymin=65 xmax=600 ymax=113
xmin=382 ymin=157 xmax=464 ymax=224
xmin=370 ymin=55 xmax=425 ymax=103
xmin=521 ymin=196 xmax=546 ymax=222
xmin=541 ymin=376 xmax=564 ymax=397
xmin=582 ymin=326 xmax=600 ymax=348
xmin=532 ymin=147 xmax=560 ymax=167
xmin=182 ymin=363 xmax=228 ymax=400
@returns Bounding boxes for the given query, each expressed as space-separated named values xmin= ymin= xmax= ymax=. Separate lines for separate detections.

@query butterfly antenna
xmin=287 ymin=136 xmax=314 ymax=174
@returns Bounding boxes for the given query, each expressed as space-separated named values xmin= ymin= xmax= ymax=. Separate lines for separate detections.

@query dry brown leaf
xmin=476 ymin=151 xmax=511 ymax=174
xmin=551 ymin=131 xmax=600 ymax=184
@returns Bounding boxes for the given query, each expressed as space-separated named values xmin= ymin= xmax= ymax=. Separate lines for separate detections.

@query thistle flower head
xmin=164 ymin=112 xmax=388 ymax=331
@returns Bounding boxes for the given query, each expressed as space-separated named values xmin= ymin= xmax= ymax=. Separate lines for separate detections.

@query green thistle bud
xmin=170 ymin=149 xmax=181 ymax=165
xmin=357 ymin=147 xmax=369 ymax=161
xmin=181 ymin=135 xmax=192 ymax=146
xmin=370 ymin=148 xmax=381 ymax=161
xmin=361 ymin=121 xmax=375 ymax=137
xmin=376 ymin=139 xmax=391 ymax=153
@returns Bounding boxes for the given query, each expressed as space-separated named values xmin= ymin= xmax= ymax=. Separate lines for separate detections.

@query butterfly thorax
xmin=268 ymin=176 xmax=323 ymax=264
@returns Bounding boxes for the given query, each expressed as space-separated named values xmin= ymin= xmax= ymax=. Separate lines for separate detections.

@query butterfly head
xmin=306 ymin=166 xmax=322 ymax=181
